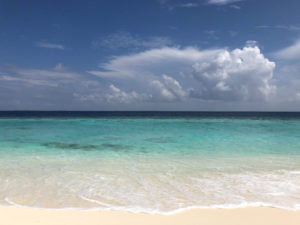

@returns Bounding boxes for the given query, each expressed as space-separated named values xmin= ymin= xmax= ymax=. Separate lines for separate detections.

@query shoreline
xmin=1 ymin=206 xmax=300 ymax=225
xmin=2 ymin=201 xmax=300 ymax=214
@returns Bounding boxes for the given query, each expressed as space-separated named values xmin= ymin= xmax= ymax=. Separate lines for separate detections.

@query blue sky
xmin=1 ymin=0 xmax=300 ymax=110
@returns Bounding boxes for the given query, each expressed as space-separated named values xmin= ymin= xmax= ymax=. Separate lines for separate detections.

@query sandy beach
xmin=0 ymin=206 xmax=299 ymax=225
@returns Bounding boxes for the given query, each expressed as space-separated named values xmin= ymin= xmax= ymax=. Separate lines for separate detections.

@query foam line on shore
xmin=3 ymin=197 xmax=300 ymax=215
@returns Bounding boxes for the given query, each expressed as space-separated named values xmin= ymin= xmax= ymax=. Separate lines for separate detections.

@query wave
xmin=3 ymin=197 xmax=300 ymax=215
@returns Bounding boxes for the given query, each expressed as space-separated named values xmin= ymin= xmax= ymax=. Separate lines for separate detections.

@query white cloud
xmin=105 ymin=85 xmax=149 ymax=103
xmin=157 ymin=0 xmax=242 ymax=9
xmin=89 ymin=44 xmax=276 ymax=103
xmin=0 ymin=65 xmax=124 ymax=110
xmin=54 ymin=63 xmax=67 ymax=71
xmin=274 ymin=40 xmax=300 ymax=60
xmin=151 ymin=74 xmax=188 ymax=101
xmin=0 ymin=66 xmax=93 ymax=90
xmin=0 ymin=75 xmax=58 ymax=87
xmin=230 ymin=4 xmax=241 ymax=9
xmin=207 ymin=0 xmax=241 ymax=5
xmin=256 ymin=25 xmax=300 ymax=32
xmin=36 ymin=42 xmax=65 ymax=50
xmin=151 ymin=80 xmax=175 ymax=101
xmin=245 ymin=40 xmax=258 ymax=47
xmin=275 ymin=25 xmax=300 ymax=31
xmin=191 ymin=46 xmax=276 ymax=101
xmin=88 ymin=47 xmax=222 ymax=79
xmin=3 ymin=40 xmax=288 ymax=109
xmin=93 ymin=31 xmax=172 ymax=50
xmin=12 ymin=68 xmax=80 ymax=80
xmin=256 ymin=25 xmax=271 ymax=29
xmin=4 ymin=41 xmax=300 ymax=109
xmin=178 ymin=3 xmax=199 ymax=8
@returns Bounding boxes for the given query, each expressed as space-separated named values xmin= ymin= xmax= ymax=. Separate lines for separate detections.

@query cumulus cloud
xmin=191 ymin=46 xmax=276 ymax=101
xmin=36 ymin=42 xmax=65 ymax=50
xmin=274 ymin=40 xmax=300 ymax=60
xmin=89 ymin=44 xmax=276 ymax=103
xmin=2 ymin=43 xmax=288 ymax=110
xmin=105 ymin=85 xmax=149 ymax=103
xmin=151 ymin=74 xmax=189 ymax=101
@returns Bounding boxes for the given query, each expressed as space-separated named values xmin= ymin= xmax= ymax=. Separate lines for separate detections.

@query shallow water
xmin=0 ymin=112 xmax=300 ymax=213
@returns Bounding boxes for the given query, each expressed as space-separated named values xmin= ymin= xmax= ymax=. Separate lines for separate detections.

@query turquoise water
xmin=1 ymin=115 xmax=300 ymax=213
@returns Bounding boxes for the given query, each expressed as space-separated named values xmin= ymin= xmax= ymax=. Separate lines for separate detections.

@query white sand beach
xmin=1 ymin=206 xmax=300 ymax=225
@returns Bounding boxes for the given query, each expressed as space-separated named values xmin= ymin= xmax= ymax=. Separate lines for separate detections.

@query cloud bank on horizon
xmin=2 ymin=42 xmax=299 ymax=110
xmin=88 ymin=44 xmax=276 ymax=102
xmin=0 ymin=0 xmax=300 ymax=110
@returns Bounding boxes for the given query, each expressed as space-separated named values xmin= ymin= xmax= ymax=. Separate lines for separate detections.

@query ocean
xmin=0 ymin=111 xmax=300 ymax=214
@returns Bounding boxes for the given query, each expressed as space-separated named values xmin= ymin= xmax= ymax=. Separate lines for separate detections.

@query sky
xmin=0 ymin=0 xmax=300 ymax=111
